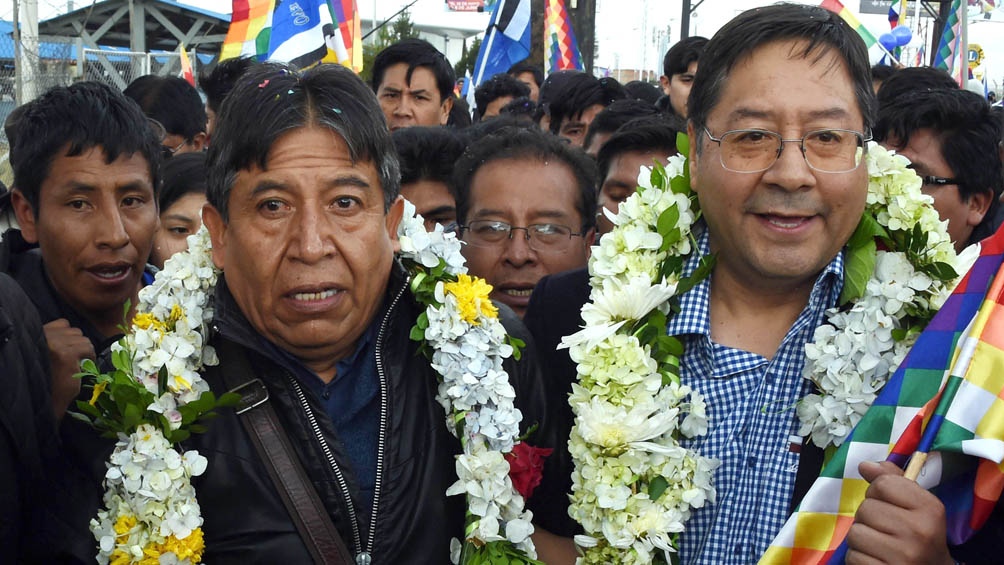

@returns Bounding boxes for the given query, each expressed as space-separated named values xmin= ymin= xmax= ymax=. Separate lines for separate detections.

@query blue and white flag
xmin=268 ymin=0 xmax=333 ymax=68
xmin=465 ymin=0 xmax=531 ymax=111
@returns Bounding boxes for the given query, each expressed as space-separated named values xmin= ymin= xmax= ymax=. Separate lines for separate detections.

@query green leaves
xmin=840 ymin=238 xmax=876 ymax=305
xmin=648 ymin=476 xmax=669 ymax=501
xmin=70 ymin=342 xmax=247 ymax=444
xmin=839 ymin=212 xmax=887 ymax=305
xmin=459 ymin=540 xmax=545 ymax=565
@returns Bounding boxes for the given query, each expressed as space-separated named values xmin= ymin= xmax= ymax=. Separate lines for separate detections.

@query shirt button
xmin=765 ymin=373 xmax=775 ymax=384
xmin=733 ymin=542 xmax=743 ymax=555
xmin=747 ymin=456 xmax=757 ymax=468
xmin=322 ymin=390 xmax=331 ymax=400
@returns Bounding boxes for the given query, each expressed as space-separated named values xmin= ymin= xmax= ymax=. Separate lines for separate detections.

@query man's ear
xmin=385 ymin=196 xmax=405 ymax=253
xmin=967 ymin=189 xmax=994 ymax=227
xmin=440 ymin=96 xmax=455 ymax=126
xmin=687 ymin=121 xmax=701 ymax=193
xmin=190 ymin=132 xmax=208 ymax=152
xmin=10 ymin=189 xmax=38 ymax=243
xmin=201 ymin=203 xmax=227 ymax=270
xmin=659 ymin=75 xmax=671 ymax=96
xmin=583 ymin=227 xmax=597 ymax=259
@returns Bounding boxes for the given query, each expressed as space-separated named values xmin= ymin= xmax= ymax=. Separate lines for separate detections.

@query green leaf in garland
xmin=675 ymin=131 xmax=689 ymax=156
xmin=847 ymin=212 xmax=888 ymax=249
xmin=649 ymin=162 xmax=666 ymax=194
xmin=839 ymin=238 xmax=877 ymax=305
xmin=508 ymin=336 xmax=525 ymax=361
xmin=648 ymin=475 xmax=670 ymax=501
xmin=923 ymin=261 xmax=959 ymax=281
xmin=669 ymin=174 xmax=690 ymax=195
xmin=676 ymin=254 xmax=716 ymax=297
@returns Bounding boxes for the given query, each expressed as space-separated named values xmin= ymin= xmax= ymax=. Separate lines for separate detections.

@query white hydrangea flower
xmin=797 ymin=144 xmax=962 ymax=449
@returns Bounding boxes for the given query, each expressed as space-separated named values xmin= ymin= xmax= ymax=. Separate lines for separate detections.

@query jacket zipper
xmin=288 ymin=276 xmax=409 ymax=565
xmin=288 ymin=376 xmax=364 ymax=560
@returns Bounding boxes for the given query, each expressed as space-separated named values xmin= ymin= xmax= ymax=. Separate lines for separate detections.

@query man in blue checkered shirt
xmin=673 ymin=4 xmax=957 ymax=564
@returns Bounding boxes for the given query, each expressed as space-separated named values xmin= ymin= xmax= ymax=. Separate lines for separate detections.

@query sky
xmin=1 ymin=0 xmax=1002 ymax=90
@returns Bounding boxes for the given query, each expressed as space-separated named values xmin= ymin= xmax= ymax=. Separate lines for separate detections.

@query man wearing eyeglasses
xmin=875 ymin=87 xmax=1002 ymax=253
xmin=677 ymin=4 xmax=961 ymax=564
xmin=452 ymin=127 xmax=597 ymax=319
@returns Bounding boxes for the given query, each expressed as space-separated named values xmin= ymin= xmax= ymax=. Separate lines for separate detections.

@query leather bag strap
xmin=218 ymin=340 xmax=356 ymax=565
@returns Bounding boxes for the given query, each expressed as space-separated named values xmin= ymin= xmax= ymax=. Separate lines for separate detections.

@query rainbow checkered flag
xmin=763 ymin=227 xmax=1004 ymax=564
xmin=544 ymin=0 xmax=583 ymax=74
xmin=934 ymin=0 xmax=966 ymax=85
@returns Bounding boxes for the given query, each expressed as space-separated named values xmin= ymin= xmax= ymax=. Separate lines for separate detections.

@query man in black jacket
xmin=188 ymin=62 xmax=551 ymax=563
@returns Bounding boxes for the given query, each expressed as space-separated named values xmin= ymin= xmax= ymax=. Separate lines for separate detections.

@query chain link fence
xmin=0 ymin=34 xmax=76 ymax=188
xmin=0 ymin=41 xmax=199 ymax=188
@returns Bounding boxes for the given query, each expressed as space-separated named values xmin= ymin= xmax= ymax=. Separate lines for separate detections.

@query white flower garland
xmin=397 ymin=201 xmax=537 ymax=563
xmin=563 ymin=154 xmax=718 ymax=564
xmin=88 ymin=227 xmax=220 ymax=564
xmin=797 ymin=146 xmax=974 ymax=449
xmin=563 ymin=143 xmax=971 ymax=563
xmin=84 ymin=201 xmax=537 ymax=564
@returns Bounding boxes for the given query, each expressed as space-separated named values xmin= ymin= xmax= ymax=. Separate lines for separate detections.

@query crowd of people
xmin=2 ymin=1 xmax=1004 ymax=563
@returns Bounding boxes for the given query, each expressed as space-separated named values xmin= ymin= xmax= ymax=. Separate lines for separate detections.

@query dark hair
xmin=545 ymin=74 xmax=627 ymax=135
xmin=11 ymin=81 xmax=162 ymax=214
xmin=4 ymin=103 xmax=27 ymax=153
xmin=199 ymin=56 xmax=259 ymax=113
xmin=371 ymin=38 xmax=455 ymax=103
xmin=596 ymin=119 xmax=681 ymax=181
xmin=583 ymin=99 xmax=661 ymax=152
xmin=159 ymin=151 xmax=208 ymax=212
xmin=499 ymin=96 xmax=537 ymax=120
xmin=874 ymin=87 xmax=1002 ymax=244
xmin=392 ymin=126 xmax=464 ymax=186
xmin=876 ymin=66 xmax=958 ymax=111
xmin=871 ymin=64 xmax=898 ymax=83
xmin=460 ymin=114 xmax=539 ymax=143
xmin=507 ymin=60 xmax=543 ymax=88
xmin=124 ymin=75 xmax=207 ymax=141
xmin=474 ymin=73 xmax=531 ymax=120
xmin=453 ymin=127 xmax=598 ymax=232
xmin=448 ymin=97 xmax=473 ymax=129
xmin=206 ymin=62 xmax=400 ymax=220
xmin=688 ymin=4 xmax=875 ymax=142
xmin=623 ymin=80 xmax=662 ymax=105
xmin=663 ymin=36 xmax=708 ymax=78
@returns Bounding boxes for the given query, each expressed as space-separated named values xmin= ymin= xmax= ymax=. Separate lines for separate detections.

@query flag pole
xmin=904 ymin=265 xmax=1004 ymax=481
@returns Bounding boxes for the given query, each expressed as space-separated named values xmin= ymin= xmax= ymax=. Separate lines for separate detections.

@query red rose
xmin=505 ymin=442 xmax=553 ymax=499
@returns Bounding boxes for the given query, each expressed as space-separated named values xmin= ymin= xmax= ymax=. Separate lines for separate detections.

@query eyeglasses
xmin=162 ymin=139 xmax=187 ymax=159
xmin=920 ymin=175 xmax=960 ymax=188
xmin=703 ymin=127 xmax=871 ymax=173
xmin=460 ymin=220 xmax=584 ymax=252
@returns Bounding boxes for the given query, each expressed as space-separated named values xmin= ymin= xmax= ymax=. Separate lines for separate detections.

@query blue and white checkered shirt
xmin=671 ymin=229 xmax=844 ymax=565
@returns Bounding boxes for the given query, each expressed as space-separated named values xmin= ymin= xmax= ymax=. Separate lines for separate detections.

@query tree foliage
xmin=454 ymin=37 xmax=482 ymax=79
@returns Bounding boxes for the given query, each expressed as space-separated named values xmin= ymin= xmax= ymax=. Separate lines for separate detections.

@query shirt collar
xmin=666 ymin=224 xmax=845 ymax=339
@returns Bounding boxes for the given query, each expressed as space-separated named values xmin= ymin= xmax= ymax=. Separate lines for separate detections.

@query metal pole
xmin=20 ymin=0 xmax=38 ymax=103
xmin=680 ymin=0 xmax=690 ymax=40
xmin=12 ymin=0 xmax=21 ymax=105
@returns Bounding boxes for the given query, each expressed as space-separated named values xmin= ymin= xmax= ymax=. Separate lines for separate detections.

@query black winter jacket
xmin=187 ymin=262 xmax=551 ymax=564
xmin=0 ymin=273 xmax=60 ymax=562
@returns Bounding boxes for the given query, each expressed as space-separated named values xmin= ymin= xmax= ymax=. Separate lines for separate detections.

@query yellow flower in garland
xmin=113 ymin=514 xmax=137 ymax=536
xmin=132 ymin=312 xmax=167 ymax=333
xmin=89 ymin=381 xmax=108 ymax=406
xmin=443 ymin=274 xmax=498 ymax=324
xmin=133 ymin=529 xmax=205 ymax=564
xmin=159 ymin=528 xmax=204 ymax=562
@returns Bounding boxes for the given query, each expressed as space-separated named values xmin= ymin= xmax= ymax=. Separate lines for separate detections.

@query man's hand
xmin=44 ymin=319 xmax=94 ymax=421
xmin=845 ymin=460 xmax=955 ymax=565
